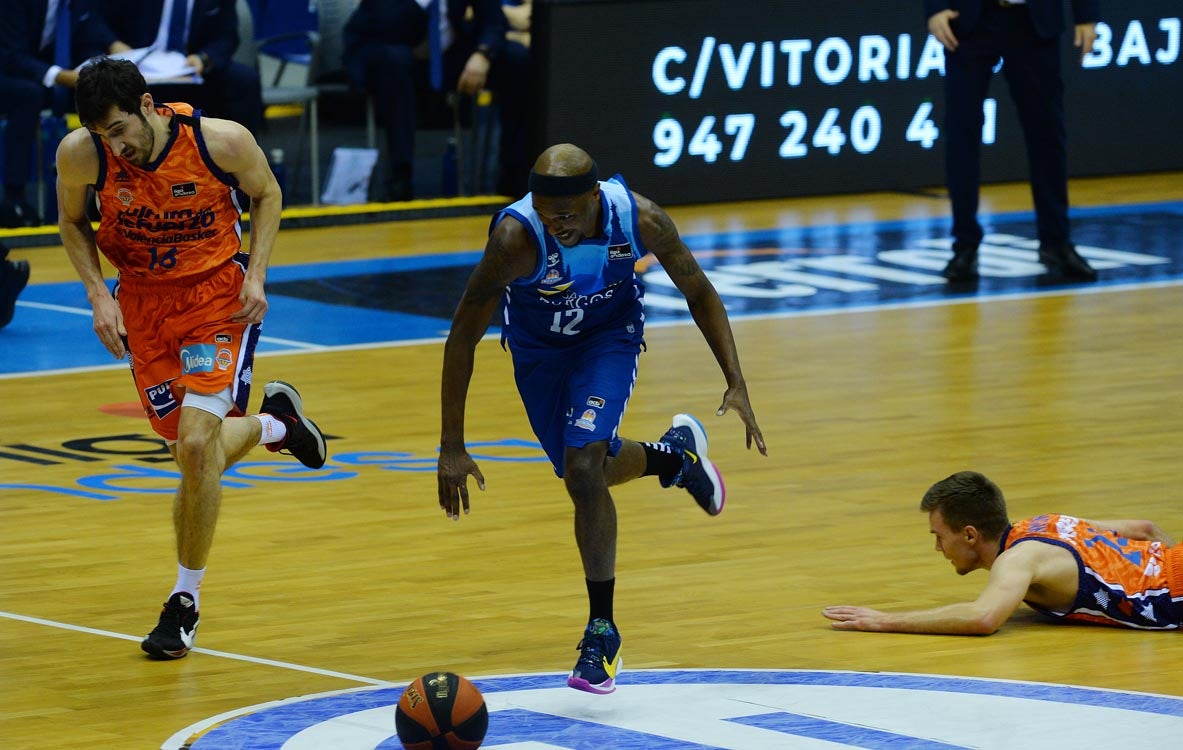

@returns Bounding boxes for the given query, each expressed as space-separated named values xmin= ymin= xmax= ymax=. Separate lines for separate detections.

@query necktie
xmin=52 ymin=0 xmax=71 ymax=115
xmin=428 ymin=0 xmax=443 ymax=91
xmin=167 ymin=0 xmax=188 ymax=52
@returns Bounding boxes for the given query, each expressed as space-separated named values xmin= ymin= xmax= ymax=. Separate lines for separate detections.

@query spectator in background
xmin=0 ymin=0 xmax=104 ymax=226
xmin=342 ymin=0 xmax=530 ymax=202
xmin=81 ymin=0 xmax=263 ymax=133
xmin=502 ymin=0 xmax=530 ymax=49
xmin=927 ymin=0 xmax=1099 ymax=283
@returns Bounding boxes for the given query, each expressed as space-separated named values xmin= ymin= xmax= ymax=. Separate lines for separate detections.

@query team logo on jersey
xmin=172 ymin=182 xmax=198 ymax=198
xmin=575 ymin=409 xmax=597 ymax=430
xmin=541 ymin=268 xmax=565 ymax=286
xmin=608 ymin=244 xmax=633 ymax=261
xmin=538 ymin=281 xmax=573 ymax=296
xmin=144 ymin=379 xmax=179 ymax=419
xmin=215 ymin=348 xmax=234 ymax=370
xmin=587 ymin=396 xmax=605 ymax=408
xmin=116 ymin=188 xmax=134 ymax=206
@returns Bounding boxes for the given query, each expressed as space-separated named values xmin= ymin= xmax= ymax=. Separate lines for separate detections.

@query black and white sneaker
xmin=260 ymin=380 xmax=327 ymax=469
xmin=658 ymin=414 xmax=726 ymax=516
xmin=141 ymin=592 xmax=199 ymax=660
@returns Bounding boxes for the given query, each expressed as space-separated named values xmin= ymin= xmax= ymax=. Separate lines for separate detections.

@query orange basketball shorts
xmin=115 ymin=254 xmax=261 ymax=441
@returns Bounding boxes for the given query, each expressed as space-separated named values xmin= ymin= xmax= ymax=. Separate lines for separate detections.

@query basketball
xmin=395 ymin=671 xmax=488 ymax=750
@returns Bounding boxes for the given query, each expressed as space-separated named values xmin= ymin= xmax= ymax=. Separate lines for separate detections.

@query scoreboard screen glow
xmin=533 ymin=0 xmax=1181 ymax=204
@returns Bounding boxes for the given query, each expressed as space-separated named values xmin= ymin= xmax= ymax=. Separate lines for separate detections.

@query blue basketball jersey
xmin=490 ymin=175 xmax=649 ymax=349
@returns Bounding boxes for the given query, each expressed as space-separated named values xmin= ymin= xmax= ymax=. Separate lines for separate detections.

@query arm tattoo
xmin=649 ymin=209 xmax=700 ymax=278
xmin=467 ymin=229 xmax=521 ymax=302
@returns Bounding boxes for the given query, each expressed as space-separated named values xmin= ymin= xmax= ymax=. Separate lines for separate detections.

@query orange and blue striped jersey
xmin=1002 ymin=514 xmax=1183 ymax=629
xmin=90 ymin=103 xmax=247 ymax=282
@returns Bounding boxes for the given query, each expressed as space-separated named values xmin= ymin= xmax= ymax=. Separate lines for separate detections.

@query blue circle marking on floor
xmin=177 ymin=668 xmax=1183 ymax=749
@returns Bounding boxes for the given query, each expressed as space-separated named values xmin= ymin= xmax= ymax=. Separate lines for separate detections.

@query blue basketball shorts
xmin=510 ymin=329 xmax=643 ymax=478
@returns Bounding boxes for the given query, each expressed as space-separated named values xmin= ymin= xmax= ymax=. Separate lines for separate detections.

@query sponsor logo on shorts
xmin=608 ymin=244 xmax=633 ymax=261
xmin=575 ymin=409 xmax=597 ymax=431
xmin=180 ymin=344 xmax=217 ymax=375
xmin=587 ymin=396 xmax=605 ymax=408
xmin=215 ymin=334 xmax=232 ymax=343
xmin=215 ymin=348 xmax=233 ymax=370
xmin=144 ymin=379 xmax=179 ymax=419
xmin=171 ymin=182 xmax=198 ymax=198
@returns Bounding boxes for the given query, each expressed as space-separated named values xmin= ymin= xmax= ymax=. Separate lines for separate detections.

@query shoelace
xmin=575 ymin=636 xmax=608 ymax=669
xmin=149 ymin=605 xmax=183 ymax=637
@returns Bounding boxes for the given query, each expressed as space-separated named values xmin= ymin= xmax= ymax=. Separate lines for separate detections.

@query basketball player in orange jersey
xmin=56 ymin=57 xmax=328 ymax=660
xmin=824 ymin=471 xmax=1181 ymax=633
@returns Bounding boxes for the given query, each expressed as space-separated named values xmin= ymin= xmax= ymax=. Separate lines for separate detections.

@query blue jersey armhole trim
xmin=1009 ymin=536 xmax=1088 ymax=615
xmin=609 ymin=173 xmax=648 ymax=258
xmin=494 ymin=207 xmax=547 ymax=284
xmin=190 ymin=111 xmax=240 ymax=189
xmin=89 ymin=131 xmax=107 ymax=192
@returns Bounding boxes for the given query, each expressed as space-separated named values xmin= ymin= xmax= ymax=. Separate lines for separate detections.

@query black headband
xmin=528 ymin=161 xmax=599 ymax=196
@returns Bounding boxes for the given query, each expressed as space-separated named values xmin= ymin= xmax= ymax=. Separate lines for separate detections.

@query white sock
xmin=171 ymin=564 xmax=205 ymax=609
xmin=254 ymin=413 xmax=288 ymax=446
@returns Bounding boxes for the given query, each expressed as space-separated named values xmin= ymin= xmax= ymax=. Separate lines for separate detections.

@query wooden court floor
xmin=2 ymin=173 xmax=1182 ymax=748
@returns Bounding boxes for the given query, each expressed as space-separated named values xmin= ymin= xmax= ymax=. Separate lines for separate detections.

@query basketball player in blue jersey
xmin=438 ymin=143 xmax=767 ymax=694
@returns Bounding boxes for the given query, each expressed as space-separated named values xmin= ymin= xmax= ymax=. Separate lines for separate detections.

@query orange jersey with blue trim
xmin=91 ymin=103 xmax=247 ymax=281
xmin=1002 ymin=515 xmax=1183 ymax=629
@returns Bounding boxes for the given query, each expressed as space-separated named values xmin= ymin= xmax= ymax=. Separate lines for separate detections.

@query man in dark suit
xmin=0 ymin=0 xmax=101 ymax=226
xmin=82 ymin=0 xmax=262 ymax=133
xmin=342 ymin=0 xmax=530 ymax=201
xmin=926 ymin=0 xmax=1099 ymax=282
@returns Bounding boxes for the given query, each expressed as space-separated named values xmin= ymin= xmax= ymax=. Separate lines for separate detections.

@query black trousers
xmin=0 ymin=75 xmax=50 ymax=189
xmin=347 ymin=39 xmax=531 ymax=193
xmin=942 ymin=1 xmax=1070 ymax=251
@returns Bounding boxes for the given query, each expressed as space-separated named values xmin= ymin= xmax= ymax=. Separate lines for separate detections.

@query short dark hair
xmin=920 ymin=471 xmax=1010 ymax=540
xmin=76 ymin=57 xmax=149 ymax=129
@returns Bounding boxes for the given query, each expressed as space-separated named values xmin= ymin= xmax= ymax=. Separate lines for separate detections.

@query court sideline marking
xmin=0 ymin=609 xmax=392 ymax=686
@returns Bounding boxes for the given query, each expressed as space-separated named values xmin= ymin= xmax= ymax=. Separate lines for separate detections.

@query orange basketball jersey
xmin=91 ymin=103 xmax=247 ymax=281
xmin=1003 ymin=515 xmax=1183 ymax=629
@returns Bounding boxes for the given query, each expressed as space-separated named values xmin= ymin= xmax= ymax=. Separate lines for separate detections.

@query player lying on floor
xmin=823 ymin=471 xmax=1180 ymax=634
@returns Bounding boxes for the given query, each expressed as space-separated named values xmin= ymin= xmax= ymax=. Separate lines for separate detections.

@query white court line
xmin=0 ymin=610 xmax=392 ymax=686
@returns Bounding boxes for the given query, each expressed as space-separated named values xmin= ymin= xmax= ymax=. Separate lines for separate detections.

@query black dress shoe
xmin=381 ymin=163 xmax=414 ymax=202
xmin=1 ymin=257 xmax=31 ymax=329
xmin=0 ymin=199 xmax=42 ymax=228
xmin=942 ymin=250 xmax=979 ymax=282
xmin=1039 ymin=244 xmax=1098 ymax=281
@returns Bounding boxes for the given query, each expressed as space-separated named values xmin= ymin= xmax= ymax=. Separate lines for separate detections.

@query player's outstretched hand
xmin=437 ymin=447 xmax=485 ymax=521
xmin=822 ymin=605 xmax=884 ymax=631
xmin=717 ymin=383 xmax=767 ymax=455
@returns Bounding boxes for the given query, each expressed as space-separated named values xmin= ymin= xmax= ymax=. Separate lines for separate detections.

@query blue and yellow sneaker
xmin=568 ymin=618 xmax=622 ymax=694
xmin=659 ymin=414 xmax=726 ymax=515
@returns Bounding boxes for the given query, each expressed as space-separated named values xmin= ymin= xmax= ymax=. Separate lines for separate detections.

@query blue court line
xmin=732 ymin=712 xmax=970 ymax=749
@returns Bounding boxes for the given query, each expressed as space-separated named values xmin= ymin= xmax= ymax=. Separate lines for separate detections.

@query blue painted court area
xmin=170 ymin=669 xmax=1183 ymax=749
xmin=3 ymin=202 xmax=1181 ymax=377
